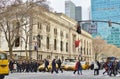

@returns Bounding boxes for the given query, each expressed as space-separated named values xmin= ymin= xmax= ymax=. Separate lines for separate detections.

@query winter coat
xmin=75 ymin=61 xmax=82 ymax=70
xmin=94 ymin=61 xmax=100 ymax=70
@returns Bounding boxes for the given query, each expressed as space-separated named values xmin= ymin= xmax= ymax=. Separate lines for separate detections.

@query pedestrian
xmin=13 ymin=61 xmax=17 ymax=72
xmin=94 ymin=60 xmax=100 ymax=75
xmin=44 ymin=59 xmax=49 ymax=72
xmin=30 ymin=60 xmax=34 ymax=72
xmin=33 ymin=60 xmax=38 ymax=72
xmin=17 ymin=60 xmax=22 ymax=72
xmin=56 ymin=58 xmax=63 ymax=73
xmin=51 ymin=59 xmax=58 ymax=74
xmin=109 ymin=60 xmax=119 ymax=76
xmin=73 ymin=60 xmax=82 ymax=75
xmin=9 ymin=59 xmax=14 ymax=73
xmin=103 ymin=60 xmax=109 ymax=75
xmin=22 ymin=60 xmax=26 ymax=72
xmin=25 ymin=60 xmax=30 ymax=72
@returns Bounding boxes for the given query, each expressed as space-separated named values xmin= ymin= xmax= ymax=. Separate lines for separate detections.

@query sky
xmin=48 ymin=0 xmax=91 ymax=20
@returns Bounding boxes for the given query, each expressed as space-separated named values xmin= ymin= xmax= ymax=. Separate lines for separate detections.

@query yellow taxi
xmin=62 ymin=61 xmax=90 ymax=71
xmin=62 ymin=62 xmax=76 ymax=71
xmin=0 ymin=50 xmax=9 ymax=79
xmin=38 ymin=62 xmax=58 ymax=72
xmin=81 ymin=61 xmax=90 ymax=70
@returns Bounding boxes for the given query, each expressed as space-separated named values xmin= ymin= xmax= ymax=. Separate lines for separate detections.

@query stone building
xmin=0 ymin=4 xmax=93 ymax=62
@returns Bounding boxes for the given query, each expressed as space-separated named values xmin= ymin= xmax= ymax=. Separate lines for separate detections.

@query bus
xmin=107 ymin=57 xmax=117 ymax=62
xmin=0 ymin=50 xmax=9 ymax=79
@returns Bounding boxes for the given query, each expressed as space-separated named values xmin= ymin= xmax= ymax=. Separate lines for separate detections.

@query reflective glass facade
xmin=91 ymin=0 xmax=120 ymax=47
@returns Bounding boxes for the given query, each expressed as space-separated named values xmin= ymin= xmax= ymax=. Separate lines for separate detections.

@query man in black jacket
xmin=56 ymin=58 xmax=63 ymax=73
xmin=44 ymin=59 xmax=49 ymax=72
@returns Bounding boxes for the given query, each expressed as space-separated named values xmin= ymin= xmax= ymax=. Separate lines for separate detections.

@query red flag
xmin=75 ymin=40 xmax=80 ymax=47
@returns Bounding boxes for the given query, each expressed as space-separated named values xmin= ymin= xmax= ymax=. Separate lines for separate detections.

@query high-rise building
xmin=65 ymin=0 xmax=82 ymax=21
xmin=107 ymin=27 xmax=120 ymax=47
xmin=82 ymin=22 xmax=97 ymax=35
xmin=65 ymin=0 xmax=75 ymax=20
xmin=91 ymin=0 xmax=120 ymax=47
xmin=75 ymin=6 xmax=82 ymax=21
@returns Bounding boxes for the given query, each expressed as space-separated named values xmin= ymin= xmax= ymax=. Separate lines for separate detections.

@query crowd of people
xmin=102 ymin=59 xmax=120 ymax=76
xmin=9 ymin=59 xmax=40 ymax=73
xmin=89 ymin=58 xmax=120 ymax=76
xmin=43 ymin=58 xmax=63 ymax=73
xmin=8 ymin=58 xmax=63 ymax=73
xmin=8 ymin=58 xmax=120 ymax=77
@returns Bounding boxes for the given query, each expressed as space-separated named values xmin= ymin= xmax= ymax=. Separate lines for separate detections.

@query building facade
xmin=0 ymin=5 xmax=93 ymax=62
xmin=91 ymin=0 xmax=120 ymax=47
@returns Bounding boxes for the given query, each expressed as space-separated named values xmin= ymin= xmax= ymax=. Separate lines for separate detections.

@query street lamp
xmin=78 ymin=48 xmax=82 ymax=61
xmin=34 ymin=42 xmax=38 ymax=60
xmin=50 ymin=43 xmax=53 ymax=60
xmin=34 ymin=34 xmax=41 ymax=61
xmin=20 ymin=40 xmax=23 ymax=59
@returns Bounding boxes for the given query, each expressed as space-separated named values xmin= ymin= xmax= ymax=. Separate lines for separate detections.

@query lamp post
xmin=78 ymin=48 xmax=82 ymax=61
xmin=20 ymin=40 xmax=23 ymax=59
xmin=35 ymin=34 xmax=41 ymax=61
xmin=34 ymin=42 xmax=38 ymax=61
xmin=50 ymin=43 xmax=53 ymax=60
xmin=34 ymin=34 xmax=40 ymax=61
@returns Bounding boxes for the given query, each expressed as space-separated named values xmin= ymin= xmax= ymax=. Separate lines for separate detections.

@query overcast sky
xmin=48 ymin=0 xmax=91 ymax=20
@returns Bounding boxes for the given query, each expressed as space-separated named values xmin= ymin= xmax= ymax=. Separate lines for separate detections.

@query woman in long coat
xmin=73 ymin=60 xmax=82 ymax=75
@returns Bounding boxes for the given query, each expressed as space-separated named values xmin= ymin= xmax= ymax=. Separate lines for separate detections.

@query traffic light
xmin=76 ymin=23 xmax=81 ymax=34
xmin=108 ymin=21 xmax=112 ymax=27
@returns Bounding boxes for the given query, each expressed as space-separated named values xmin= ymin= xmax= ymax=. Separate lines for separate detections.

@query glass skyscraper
xmin=91 ymin=0 xmax=120 ymax=47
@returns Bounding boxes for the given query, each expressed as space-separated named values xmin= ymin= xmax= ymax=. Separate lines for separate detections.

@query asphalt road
xmin=4 ymin=70 xmax=120 ymax=79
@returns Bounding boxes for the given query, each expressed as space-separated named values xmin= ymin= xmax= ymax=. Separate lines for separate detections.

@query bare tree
xmin=103 ymin=44 xmax=119 ymax=57
xmin=93 ymin=37 xmax=106 ymax=60
xmin=0 ymin=0 xmax=50 ymax=59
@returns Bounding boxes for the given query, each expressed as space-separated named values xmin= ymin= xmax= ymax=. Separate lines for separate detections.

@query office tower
xmin=65 ymin=0 xmax=75 ymax=20
xmin=107 ymin=27 xmax=120 ymax=47
xmin=82 ymin=22 xmax=97 ymax=35
xmin=65 ymin=0 xmax=82 ymax=21
xmin=75 ymin=6 xmax=82 ymax=21
xmin=91 ymin=0 xmax=120 ymax=47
